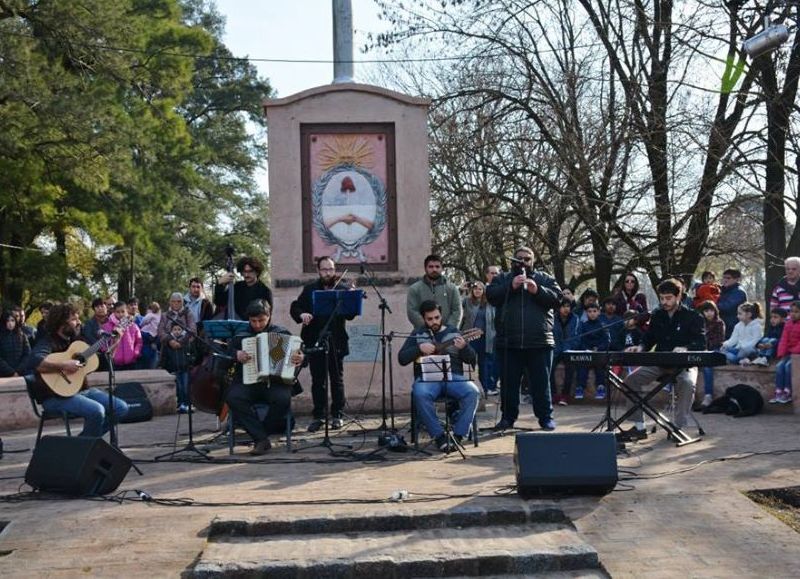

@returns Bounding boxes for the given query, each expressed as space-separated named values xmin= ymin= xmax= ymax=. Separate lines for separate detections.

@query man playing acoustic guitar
xmin=398 ymin=300 xmax=481 ymax=453
xmin=26 ymin=303 xmax=129 ymax=438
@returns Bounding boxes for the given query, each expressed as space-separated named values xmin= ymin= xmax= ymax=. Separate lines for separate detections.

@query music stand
xmin=294 ymin=290 xmax=362 ymax=455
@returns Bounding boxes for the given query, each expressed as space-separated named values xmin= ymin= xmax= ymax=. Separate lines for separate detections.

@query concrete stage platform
xmin=0 ymin=402 xmax=797 ymax=577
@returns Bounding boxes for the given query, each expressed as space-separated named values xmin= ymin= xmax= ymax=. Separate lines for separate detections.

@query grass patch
xmin=746 ymin=486 xmax=800 ymax=533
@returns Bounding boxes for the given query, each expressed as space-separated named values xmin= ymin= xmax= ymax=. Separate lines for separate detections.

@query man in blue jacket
xmin=486 ymin=246 xmax=562 ymax=431
xmin=718 ymin=269 xmax=747 ymax=339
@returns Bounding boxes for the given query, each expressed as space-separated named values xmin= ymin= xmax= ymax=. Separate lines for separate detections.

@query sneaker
xmin=574 ymin=386 xmax=585 ymax=400
xmin=434 ymin=433 xmax=450 ymax=452
xmin=777 ymin=390 xmax=792 ymax=404
xmin=557 ymin=397 xmax=568 ymax=406
xmin=330 ymin=417 xmax=344 ymax=430
xmin=492 ymin=418 xmax=514 ymax=432
xmin=540 ymin=418 xmax=556 ymax=431
xmin=249 ymin=438 xmax=272 ymax=456
xmin=752 ymin=357 xmax=769 ymax=367
xmin=485 ymin=388 xmax=499 ymax=396
xmin=617 ymin=426 xmax=648 ymax=442
xmin=701 ymin=394 xmax=713 ymax=407
xmin=595 ymin=386 xmax=606 ymax=400
xmin=177 ymin=403 xmax=188 ymax=414
xmin=739 ymin=358 xmax=752 ymax=366
xmin=663 ymin=383 xmax=673 ymax=393
xmin=307 ymin=419 xmax=324 ymax=432
xmin=768 ymin=389 xmax=783 ymax=404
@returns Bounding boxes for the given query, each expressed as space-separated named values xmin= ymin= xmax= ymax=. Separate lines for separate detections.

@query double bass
xmin=189 ymin=246 xmax=238 ymax=416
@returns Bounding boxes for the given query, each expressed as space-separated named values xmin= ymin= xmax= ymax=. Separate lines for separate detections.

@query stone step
xmin=192 ymin=522 xmax=601 ymax=578
xmin=208 ymin=504 xmax=568 ymax=538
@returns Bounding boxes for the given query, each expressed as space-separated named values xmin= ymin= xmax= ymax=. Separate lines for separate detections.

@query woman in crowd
xmin=0 ymin=310 xmax=30 ymax=377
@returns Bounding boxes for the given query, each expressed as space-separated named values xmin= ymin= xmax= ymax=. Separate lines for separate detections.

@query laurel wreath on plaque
xmin=311 ymin=163 xmax=387 ymax=260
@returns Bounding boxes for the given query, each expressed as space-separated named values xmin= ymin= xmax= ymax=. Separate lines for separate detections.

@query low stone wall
xmin=0 ymin=369 xmax=177 ymax=432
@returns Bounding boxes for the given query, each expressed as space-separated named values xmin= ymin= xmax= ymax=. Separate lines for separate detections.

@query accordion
xmin=416 ymin=354 xmax=474 ymax=382
xmin=241 ymin=332 xmax=303 ymax=385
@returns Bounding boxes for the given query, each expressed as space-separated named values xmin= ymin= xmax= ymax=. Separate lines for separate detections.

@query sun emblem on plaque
xmin=312 ymin=136 xmax=387 ymax=261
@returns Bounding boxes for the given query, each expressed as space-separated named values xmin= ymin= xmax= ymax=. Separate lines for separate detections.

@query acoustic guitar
xmin=431 ymin=328 xmax=484 ymax=354
xmin=37 ymin=318 xmax=130 ymax=397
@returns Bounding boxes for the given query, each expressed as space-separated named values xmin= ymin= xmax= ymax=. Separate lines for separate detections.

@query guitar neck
xmin=433 ymin=329 xmax=482 ymax=353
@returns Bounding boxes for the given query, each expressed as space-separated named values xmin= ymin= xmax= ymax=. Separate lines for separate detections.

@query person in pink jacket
xmin=102 ymin=301 xmax=143 ymax=370
xmin=772 ymin=301 xmax=800 ymax=404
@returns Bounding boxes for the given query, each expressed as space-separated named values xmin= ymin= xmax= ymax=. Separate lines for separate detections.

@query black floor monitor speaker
xmin=514 ymin=432 xmax=618 ymax=497
xmin=25 ymin=436 xmax=132 ymax=496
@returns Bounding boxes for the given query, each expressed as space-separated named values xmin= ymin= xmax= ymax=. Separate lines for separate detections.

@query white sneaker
xmin=701 ymin=394 xmax=713 ymax=407
xmin=752 ymin=357 xmax=769 ymax=366
xmin=739 ymin=358 xmax=752 ymax=366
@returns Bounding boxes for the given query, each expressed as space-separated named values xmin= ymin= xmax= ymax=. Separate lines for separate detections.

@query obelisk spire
xmin=332 ymin=0 xmax=354 ymax=83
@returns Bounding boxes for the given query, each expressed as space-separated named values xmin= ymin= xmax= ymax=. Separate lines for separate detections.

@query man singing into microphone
xmin=290 ymin=256 xmax=357 ymax=432
xmin=487 ymin=246 xmax=562 ymax=432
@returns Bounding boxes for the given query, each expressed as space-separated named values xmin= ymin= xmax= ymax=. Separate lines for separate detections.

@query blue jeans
xmin=174 ymin=371 xmax=189 ymax=405
xmin=723 ymin=346 xmax=756 ymax=363
xmin=483 ymin=351 xmax=497 ymax=390
xmin=703 ymin=348 xmax=720 ymax=395
xmin=576 ymin=367 xmax=605 ymax=389
xmin=42 ymin=388 xmax=130 ymax=437
xmin=776 ymin=357 xmax=792 ymax=390
xmin=496 ymin=347 xmax=554 ymax=424
xmin=412 ymin=377 xmax=480 ymax=438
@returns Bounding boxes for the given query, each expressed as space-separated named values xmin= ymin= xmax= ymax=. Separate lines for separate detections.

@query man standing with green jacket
xmin=406 ymin=254 xmax=462 ymax=330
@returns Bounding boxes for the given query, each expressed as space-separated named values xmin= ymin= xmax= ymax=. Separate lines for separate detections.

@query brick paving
xmin=0 ymin=402 xmax=797 ymax=577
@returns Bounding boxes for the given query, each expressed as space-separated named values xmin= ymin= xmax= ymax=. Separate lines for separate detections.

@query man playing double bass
xmin=214 ymin=256 xmax=273 ymax=321
xmin=225 ymin=300 xmax=304 ymax=455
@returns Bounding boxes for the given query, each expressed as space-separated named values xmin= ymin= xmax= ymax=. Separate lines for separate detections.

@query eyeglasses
xmin=625 ymin=279 xmax=636 ymax=284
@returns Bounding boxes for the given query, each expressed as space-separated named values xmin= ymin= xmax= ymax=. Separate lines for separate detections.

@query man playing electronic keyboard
xmin=620 ymin=278 xmax=705 ymax=441
xmin=398 ymin=300 xmax=480 ymax=453
xmin=225 ymin=299 xmax=304 ymax=455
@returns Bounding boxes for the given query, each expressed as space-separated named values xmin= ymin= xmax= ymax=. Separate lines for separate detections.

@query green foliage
xmin=0 ymin=0 xmax=272 ymax=309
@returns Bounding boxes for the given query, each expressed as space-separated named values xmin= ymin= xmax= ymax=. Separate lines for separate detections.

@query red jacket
xmin=776 ymin=318 xmax=800 ymax=358
xmin=693 ymin=283 xmax=721 ymax=308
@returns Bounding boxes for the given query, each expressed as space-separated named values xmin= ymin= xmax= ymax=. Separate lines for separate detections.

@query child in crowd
xmin=698 ymin=301 xmax=726 ymax=407
xmin=748 ymin=308 xmax=786 ymax=366
xmin=102 ymin=301 xmax=143 ymax=371
xmin=600 ymin=296 xmax=624 ymax=350
xmin=162 ymin=322 xmax=191 ymax=413
xmin=138 ymin=302 xmax=162 ymax=370
xmin=575 ymin=288 xmax=600 ymax=322
xmin=575 ymin=302 xmax=610 ymax=400
xmin=720 ymin=302 xmax=763 ymax=365
xmin=692 ymin=270 xmax=721 ymax=309
xmin=552 ymin=298 xmax=580 ymax=406
xmin=772 ymin=301 xmax=800 ymax=404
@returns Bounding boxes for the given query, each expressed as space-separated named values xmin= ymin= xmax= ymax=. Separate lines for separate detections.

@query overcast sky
xmin=214 ymin=0 xmax=388 ymax=97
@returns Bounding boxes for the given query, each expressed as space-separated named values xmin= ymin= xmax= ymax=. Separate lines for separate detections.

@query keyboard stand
xmin=593 ymin=367 xmax=701 ymax=447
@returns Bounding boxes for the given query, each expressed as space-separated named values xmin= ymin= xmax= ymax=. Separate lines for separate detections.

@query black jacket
xmin=486 ymin=269 xmax=562 ymax=349
xmin=398 ymin=325 xmax=477 ymax=378
xmin=214 ymin=280 xmax=273 ymax=321
xmin=289 ymin=280 xmax=356 ymax=356
xmin=0 ymin=330 xmax=30 ymax=377
xmin=641 ymin=305 xmax=706 ymax=352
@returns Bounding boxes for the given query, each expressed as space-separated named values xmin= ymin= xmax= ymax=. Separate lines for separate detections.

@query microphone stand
xmin=359 ymin=261 xmax=394 ymax=433
xmin=102 ymin=333 xmax=143 ymax=476
xmin=154 ymin=313 xmax=223 ymax=462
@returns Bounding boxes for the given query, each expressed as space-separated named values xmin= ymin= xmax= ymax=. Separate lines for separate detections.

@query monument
xmin=264 ymin=0 xmax=431 ymax=413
